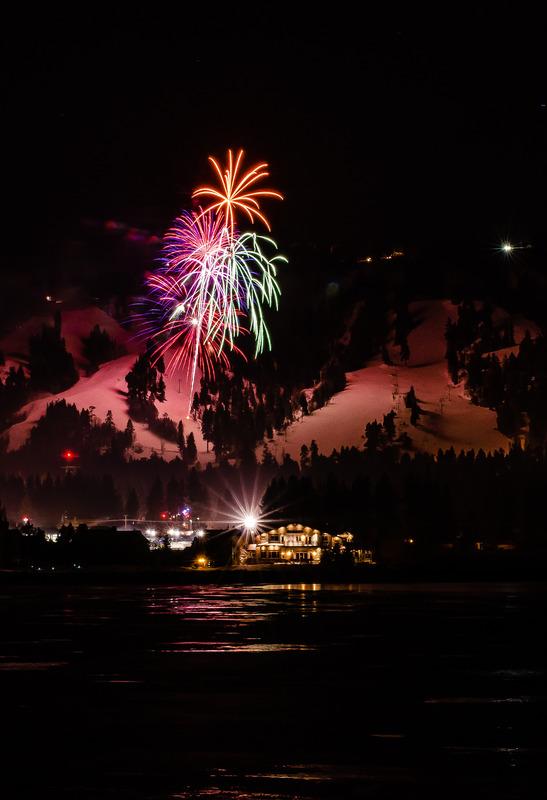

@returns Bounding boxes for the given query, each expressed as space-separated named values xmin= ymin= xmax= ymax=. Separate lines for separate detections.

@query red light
xmin=62 ymin=449 xmax=76 ymax=461
xmin=160 ymin=511 xmax=168 ymax=520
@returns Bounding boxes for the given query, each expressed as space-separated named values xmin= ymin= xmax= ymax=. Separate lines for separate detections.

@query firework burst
xmin=193 ymin=148 xmax=283 ymax=233
xmin=138 ymin=151 xmax=286 ymax=414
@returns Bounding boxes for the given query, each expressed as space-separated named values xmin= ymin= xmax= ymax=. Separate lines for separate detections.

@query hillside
xmin=1 ymin=300 xmax=538 ymax=462
xmin=1 ymin=306 xmax=133 ymax=372
xmin=267 ymin=300 xmax=538 ymax=460
xmin=1 ymin=307 xmax=210 ymax=460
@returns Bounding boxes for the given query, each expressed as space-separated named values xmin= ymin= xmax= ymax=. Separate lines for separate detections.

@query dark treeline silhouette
xmin=446 ymin=303 xmax=547 ymax=446
xmin=28 ymin=311 xmax=78 ymax=393
xmin=3 ymin=438 xmax=547 ymax=566
xmin=0 ymin=462 xmax=201 ymax=525
xmin=465 ymin=333 xmax=547 ymax=444
xmin=445 ymin=301 xmax=514 ymax=385
xmin=82 ymin=324 xmax=120 ymax=370
xmin=4 ymin=392 xmax=194 ymax=472
xmin=263 ymin=443 xmax=547 ymax=562
xmin=125 ymin=349 xmax=165 ymax=417
xmin=0 ymin=518 xmax=151 ymax=569
xmin=0 ymin=452 xmax=273 ymax=529
xmin=0 ymin=365 xmax=28 ymax=433
xmin=24 ymin=400 xmax=135 ymax=461
xmin=134 ymin=252 xmax=397 ymax=461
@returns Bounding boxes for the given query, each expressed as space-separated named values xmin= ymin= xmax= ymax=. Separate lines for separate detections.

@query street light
xmin=242 ymin=513 xmax=258 ymax=532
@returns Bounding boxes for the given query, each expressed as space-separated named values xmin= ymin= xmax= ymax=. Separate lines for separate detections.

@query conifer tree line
xmin=1 ymin=268 xmax=401 ymax=463
xmin=0 ymin=314 xmax=124 ymax=432
xmin=3 ymin=441 xmax=547 ymax=558
xmin=262 ymin=441 xmax=547 ymax=558
xmin=0 ymin=365 xmax=28 ymax=433
xmin=82 ymin=324 xmax=120 ymax=370
xmin=445 ymin=303 xmax=547 ymax=445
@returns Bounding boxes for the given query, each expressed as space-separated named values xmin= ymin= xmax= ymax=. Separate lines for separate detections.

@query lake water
xmin=1 ymin=582 xmax=545 ymax=798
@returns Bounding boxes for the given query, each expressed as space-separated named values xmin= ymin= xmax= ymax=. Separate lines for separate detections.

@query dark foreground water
xmin=1 ymin=582 xmax=546 ymax=798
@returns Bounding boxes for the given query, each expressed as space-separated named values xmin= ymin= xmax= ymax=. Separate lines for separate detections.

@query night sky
xmin=3 ymin=7 xmax=547 ymax=273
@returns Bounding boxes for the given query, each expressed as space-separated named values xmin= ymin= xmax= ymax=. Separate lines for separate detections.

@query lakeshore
xmin=1 ymin=554 xmax=547 ymax=585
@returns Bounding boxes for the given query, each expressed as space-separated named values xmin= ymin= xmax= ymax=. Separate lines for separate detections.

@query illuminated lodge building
xmin=243 ymin=523 xmax=369 ymax=564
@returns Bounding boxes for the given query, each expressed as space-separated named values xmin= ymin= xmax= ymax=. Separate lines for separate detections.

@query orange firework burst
xmin=193 ymin=148 xmax=283 ymax=233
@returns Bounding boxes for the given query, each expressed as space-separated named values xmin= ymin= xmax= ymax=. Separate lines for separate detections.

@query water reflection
xmin=1 ymin=582 xmax=546 ymax=798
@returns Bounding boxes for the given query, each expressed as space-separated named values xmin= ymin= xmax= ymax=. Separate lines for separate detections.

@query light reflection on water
xmin=1 ymin=582 xmax=546 ymax=798
xmin=424 ymin=696 xmax=543 ymax=704
xmin=157 ymin=643 xmax=317 ymax=653
xmin=0 ymin=661 xmax=68 ymax=671
xmin=171 ymin=793 xmax=313 ymax=799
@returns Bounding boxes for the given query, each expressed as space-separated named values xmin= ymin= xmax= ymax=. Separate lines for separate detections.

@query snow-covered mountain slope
xmin=2 ymin=301 xmax=538 ymax=461
xmin=1 ymin=306 xmax=134 ymax=370
xmin=2 ymin=307 xmax=210 ymax=460
xmin=266 ymin=300 xmax=537 ymax=460
xmin=6 ymin=354 xmax=209 ymax=459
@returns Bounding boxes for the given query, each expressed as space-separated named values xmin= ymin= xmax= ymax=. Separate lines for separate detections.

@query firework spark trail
xmin=138 ymin=152 xmax=285 ymax=415
xmin=162 ymin=212 xmax=233 ymax=403
xmin=226 ymin=233 xmax=284 ymax=355
xmin=193 ymin=148 xmax=283 ymax=233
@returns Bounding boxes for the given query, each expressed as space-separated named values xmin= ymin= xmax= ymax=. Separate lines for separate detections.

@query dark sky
xmin=3 ymin=6 xmax=547 ymax=271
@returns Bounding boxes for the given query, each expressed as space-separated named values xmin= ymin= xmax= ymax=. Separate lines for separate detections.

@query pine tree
xmin=254 ymin=404 xmax=266 ymax=441
xmin=28 ymin=323 xmax=78 ymax=393
xmin=518 ymin=330 xmax=534 ymax=367
xmin=125 ymin=487 xmax=139 ymax=519
xmin=185 ymin=432 xmax=198 ymax=465
xmin=405 ymin=386 xmax=417 ymax=408
xmin=99 ymin=474 xmax=122 ymax=518
xmin=0 ymin=505 xmax=8 ymax=533
xmin=124 ymin=419 xmax=135 ymax=448
xmin=166 ymin=477 xmax=182 ymax=514
xmin=177 ymin=420 xmax=185 ymax=457
xmin=240 ymin=445 xmax=257 ymax=471
xmin=383 ymin=410 xmax=397 ymax=440
xmin=156 ymin=376 xmax=166 ymax=403
xmin=201 ymin=408 xmax=213 ymax=452
xmin=125 ymin=353 xmax=157 ymax=403
xmin=446 ymin=341 xmax=460 ymax=385
xmin=146 ymin=477 xmax=164 ymax=520
xmin=199 ymin=379 xmax=210 ymax=406
xmin=365 ymin=421 xmax=383 ymax=450
xmin=82 ymin=325 xmax=116 ymax=368
xmin=300 ymin=444 xmax=310 ymax=469
xmin=261 ymin=444 xmax=276 ymax=467
xmin=187 ymin=468 xmax=203 ymax=502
